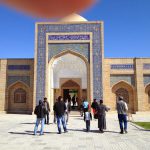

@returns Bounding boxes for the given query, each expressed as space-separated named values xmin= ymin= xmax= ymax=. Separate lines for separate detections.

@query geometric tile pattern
xmin=36 ymin=22 xmax=103 ymax=101
xmin=8 ymin=65 xmax=30 ymax=70
xmin=143 ymin=64 xmax=150 ymax=70
xmin=111 ymin=64 xmax=134 ymax=70
xmin=110 ymin=75 xmax=135 ymax=86
xmin=7 ymin=76 xmax=30 ymax=87
xmin=48 ymin=34 xmax=90 ymax=40
xmin=48 ymin=43 xmax=90 ymax=62
xmin=144 ymin=75 xmax=150 ymax=86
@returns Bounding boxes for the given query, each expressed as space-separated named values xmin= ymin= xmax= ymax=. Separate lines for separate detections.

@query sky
xmin=0 ymin=0 xmax=150 ymax=58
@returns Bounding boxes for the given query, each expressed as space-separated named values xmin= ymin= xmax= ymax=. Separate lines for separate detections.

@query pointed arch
xmin=112 ymin=80 xmax=134 ymax=93
xmin=61 ymin=80 xmax=80 ymax=88
xmin=145 ymin=83 xmax=150 ymax=93
xmin=145 ymin=83 xmax=150 ymax=104
xmin=49 ymin=50 xmax=89 ymax=68
xmin=47 ymin=50 xmax=90 ymax=110
xmin=6 ymin=80 xmax=30 ymax=113
xmin=112 ymin=80 xmax=135 ymax=113
xmin=7 ymin=80 xmax=30 ymax=90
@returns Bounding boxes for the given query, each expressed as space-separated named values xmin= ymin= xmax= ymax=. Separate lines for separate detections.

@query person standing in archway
xmin=72 ymin=95 xmax=76 ymax=109
xmin=64 ymin=98 xmax=71 ymax=124
xmin=116 ymin=96 xmax=128 ymax=134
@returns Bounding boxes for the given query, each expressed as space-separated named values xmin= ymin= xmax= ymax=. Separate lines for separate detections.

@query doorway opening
xmin=63 ymin=89 xmax=79 ymax=110
xmin=61 ymin=80 xmax=81 ymax=111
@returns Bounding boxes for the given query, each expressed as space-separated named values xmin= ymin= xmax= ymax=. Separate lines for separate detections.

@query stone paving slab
xmin=0 ymin=114 xmax=150 ymax=150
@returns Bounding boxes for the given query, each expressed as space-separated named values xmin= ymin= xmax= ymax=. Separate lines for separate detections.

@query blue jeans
xmin=57 ymin=115 xmax=67 ymax=133
xmin=86 ymin=120 xmax=90 ymax=132
xmin=118 ymin=114 xmax=127 ymax=131
xmin=34 ymin=118 xmax=45 ymax=135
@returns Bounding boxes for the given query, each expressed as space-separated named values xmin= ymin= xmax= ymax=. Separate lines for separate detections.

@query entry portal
xmin=63 ymin=89 xmax=79 ymax=108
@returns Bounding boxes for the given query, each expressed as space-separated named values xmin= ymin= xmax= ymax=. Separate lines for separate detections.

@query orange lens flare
xmin=1 ymin=0 xmax=95 ymax=18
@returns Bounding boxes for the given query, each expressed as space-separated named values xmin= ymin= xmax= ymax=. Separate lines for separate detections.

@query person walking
xmin=34 ymin=100 xmax=47 ymax=135
xmin=97 ymin=100 xmax=110 ymax=133
xmin=91 ymin=99 xmax=98 ymax=119
xmin=54 ymin=96 xmax=68 ymax=134
xmin=72 ymin=95 xmax=76 ymax=109
xmin=116 ymin=96 xmax=128 ymax=134
xmin=43 ymin=97 xmax=50 ymax=125
xmin=64 ymin=99 xmax=71 ymax=124
xmin=80 ymin=100 xmax=84 ymax=117
xmin=84 ymin=108 xmax=92 ymax=132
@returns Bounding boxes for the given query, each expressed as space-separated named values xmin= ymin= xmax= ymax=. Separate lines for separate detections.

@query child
xmin=84 ymin=109 xmax=92 ymax=132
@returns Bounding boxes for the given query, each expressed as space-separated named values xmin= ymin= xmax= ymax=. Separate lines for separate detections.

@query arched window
xmin=14 ymin=88 xmax=26 ymax=103
xmin=148 ymin=90 xmax=150 ymax=103
xmin=115 ymin=88 xmax=129 ymax=103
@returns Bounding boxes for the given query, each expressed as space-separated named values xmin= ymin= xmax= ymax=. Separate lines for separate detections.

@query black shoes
xmin=120 ymin=129 xmax=128 ymax=134
xmin=99 ymin=129 xmax=104 ymax=133
xmin=64 ymin=130 xmax=68 ymax=133
xmin=58 ymin=129 xmax=68 ymax=134
xmin=124 ymin=130 xmax=128 ymax=134
xmin=57 ymin=132 xmax=61 ymax=134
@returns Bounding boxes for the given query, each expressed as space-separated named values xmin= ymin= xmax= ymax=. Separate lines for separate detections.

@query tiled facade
xmin=35 ymin=22 xmax=103 ymax=103
xmin=0 ymin=21 xmax=150 ymax=114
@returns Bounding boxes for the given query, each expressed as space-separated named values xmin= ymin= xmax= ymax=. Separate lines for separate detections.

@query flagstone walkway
xmin=0 ymin=114 xmax=150 ymax=150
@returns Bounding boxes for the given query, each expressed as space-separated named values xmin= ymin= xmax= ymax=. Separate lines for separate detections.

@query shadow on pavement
xmin=26 ymin=130 xmax=56 ymax=134
xmin=8 ymin=130 xmax=57 ymax=135
xmin=68 ymin=128 xmax=119 ymax=134
xmin=20 ymin=123 xmax=53 ymax=125
xmin=8 ymin=131 xmax=33 ymax=135
xmin=20 ymin=123 xmax=35 ymax=125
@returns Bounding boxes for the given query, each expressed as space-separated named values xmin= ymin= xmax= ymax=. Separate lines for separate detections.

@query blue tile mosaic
xmin=7 ymin=76 xmax=30 ymax=87
xmin=36 ymin=23 xmax=102 ymax=101
xmin=144 ymin=75 xmax=150 ymax=86
xmin=48 ymin=43 xmax=90 ymax=61
xmin=143 ymin=64 xmax=150 ymax=70
xmin=8 ymin=65 xmax=30 ymax=70
xmin=111 ymin=64 xmax=134 ymax=70
xmin=110 ymin=75 xmax=135 ymax=86
xmin=48 ymin=34 xmax=90 ymax=40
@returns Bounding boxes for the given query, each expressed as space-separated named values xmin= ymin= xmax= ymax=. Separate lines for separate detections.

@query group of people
xmin=34 ymin=96 xmax=70 ymax=135
xmin=88 ymin=96 xmax=128 ymax=134
xmin=33 ymin=96 xmax=128 ymax=135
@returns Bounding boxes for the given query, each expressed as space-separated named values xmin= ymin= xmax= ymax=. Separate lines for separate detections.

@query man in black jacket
xmin=34 ymin=100 xmax=46 ymax=135
xmin=54 ymin=96 xmax=67 ymax=134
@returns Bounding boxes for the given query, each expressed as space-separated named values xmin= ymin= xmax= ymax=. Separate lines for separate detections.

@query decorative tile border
xmin=111 ymin=64 xmax=134 ymax=70
xmin=143 ymin=64 xmax=150 ymax=70
xmin=8 ymin=65 xmax=30 ymax=70
xmin=48 ymin=34 xmax=90 ymax=40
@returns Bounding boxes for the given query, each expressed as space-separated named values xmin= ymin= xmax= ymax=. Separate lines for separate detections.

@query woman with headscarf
xmin=97 ymin=100 xmax=110 ymax=133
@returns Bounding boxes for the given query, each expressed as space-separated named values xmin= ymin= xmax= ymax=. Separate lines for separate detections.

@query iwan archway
xmin=48 ymin=50 xmax=90 ymax=109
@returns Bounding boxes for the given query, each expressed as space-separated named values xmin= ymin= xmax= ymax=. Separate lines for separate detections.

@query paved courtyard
xmin=0 ymin=113 xmax=150 ymax=150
